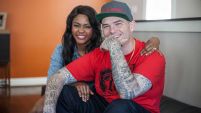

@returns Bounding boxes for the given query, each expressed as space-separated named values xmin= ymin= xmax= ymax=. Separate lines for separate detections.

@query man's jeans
xmin=56 ymin=85 xmax=150 ymax=113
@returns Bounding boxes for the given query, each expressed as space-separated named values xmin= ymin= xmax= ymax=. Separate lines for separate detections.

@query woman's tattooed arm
xmin=43 ymin=67 xmax=76 ymax=113
xmin=101 ymin=37 xmax=152 ymax=99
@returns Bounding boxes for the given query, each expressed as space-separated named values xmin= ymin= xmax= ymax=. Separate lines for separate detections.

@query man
xmin=43 ymin=1 xmax=165 ymax=113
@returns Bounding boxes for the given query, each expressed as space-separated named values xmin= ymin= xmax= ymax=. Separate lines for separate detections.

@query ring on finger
xmin=153 ymin=47 xmax=157 ymax=50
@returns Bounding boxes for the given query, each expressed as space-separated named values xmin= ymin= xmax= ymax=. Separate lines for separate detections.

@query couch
xmin=160 ymin=96 xmax=201 ymax=113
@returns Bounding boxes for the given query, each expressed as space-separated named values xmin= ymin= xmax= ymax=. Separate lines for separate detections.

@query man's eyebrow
xmin=102 ymin=23 xmax=109 ymax=26
xmin=113 ymin=20 xmax=123 ymax=23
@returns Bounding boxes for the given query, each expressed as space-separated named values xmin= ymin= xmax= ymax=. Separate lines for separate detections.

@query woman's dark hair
xmin=62 ymin=5 xmax=102 ymax=65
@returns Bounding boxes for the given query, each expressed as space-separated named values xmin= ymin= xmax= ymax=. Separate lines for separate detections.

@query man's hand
xmin=141 ymin=37 xmax=162 ymax=56
xmin=100 ymin=36 xmax=121 ymax=51
xmin=73 ymin=82 xmax=94 ymax=102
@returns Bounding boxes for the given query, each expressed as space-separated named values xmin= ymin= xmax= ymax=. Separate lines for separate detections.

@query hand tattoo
xmin=100 ymin=36 xmax=121 ymax=51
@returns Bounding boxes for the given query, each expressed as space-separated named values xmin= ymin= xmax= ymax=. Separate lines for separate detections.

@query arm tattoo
xmin=43 ymin=67 xmax=76 ymax=113
xmin=108 ymin=39 xmax=152 ymax=99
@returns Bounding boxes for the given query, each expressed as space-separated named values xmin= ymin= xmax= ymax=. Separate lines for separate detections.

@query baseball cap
xmin=96 ymin=1 xmax=133 ymax=22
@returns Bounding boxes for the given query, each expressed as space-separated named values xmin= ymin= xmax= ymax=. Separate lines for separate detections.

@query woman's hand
xmin=72 ymin=82 xmax=94 ymax=102
xmin=141 ymin=37 xmax=162 ymax=56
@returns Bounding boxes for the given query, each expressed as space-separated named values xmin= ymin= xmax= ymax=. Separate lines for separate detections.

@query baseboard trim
xmin=0 ymin=77 xmax=47 ymax=87
xmin=0 ymin=80 xmax=6 ymax=86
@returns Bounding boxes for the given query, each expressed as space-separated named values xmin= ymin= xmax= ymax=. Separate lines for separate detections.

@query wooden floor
xmin=0 ymin=86 xmax=42 ymax=113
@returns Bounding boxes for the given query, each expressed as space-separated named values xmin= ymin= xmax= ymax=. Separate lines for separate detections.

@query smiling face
xmin=72 ymin=14 xmax=93 ymax=47
xmin=101 ymin=16 xmax=135 ymax=46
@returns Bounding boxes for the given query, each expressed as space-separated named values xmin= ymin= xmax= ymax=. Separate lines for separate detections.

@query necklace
xmin=128 ymin=49 xmax=135 ymax=64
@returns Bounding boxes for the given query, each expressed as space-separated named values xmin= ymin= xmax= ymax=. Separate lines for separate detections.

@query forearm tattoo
xmin=43 ymin=67 xmax=76 ymax=113
xmin=106 ymin=38 xmax=152 ymax=99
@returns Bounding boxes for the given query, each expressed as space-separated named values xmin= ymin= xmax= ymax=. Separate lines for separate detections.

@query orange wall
xmin=0 ymin=0 xmax=110 ymax=78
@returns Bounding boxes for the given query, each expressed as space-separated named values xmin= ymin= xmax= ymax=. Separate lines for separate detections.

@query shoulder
xmin=135 ymin=38 xmax=145 ymax=48
xmin=149 ymin=51 xmax=165 ymax=62
xmin=51 ymin=44 xmax=63 ymax=58
xmin=52 ymin=44 xmax=63 ymax=55
xmin=132 ymin=38 xmax=146 ymax=56
xmin=54 ymin=44 xmax=63 ymax=52
xmin=134 ymin=38 xmax=165 ymax=65
xmin=141 ymin=51 xmax=166 ymax=67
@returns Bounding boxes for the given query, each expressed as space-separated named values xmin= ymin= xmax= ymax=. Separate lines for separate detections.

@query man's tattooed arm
xmin=101 ymin=37 xmax=152 ymax=99
xmin=43 ymin=67 xmax=76 ymax=113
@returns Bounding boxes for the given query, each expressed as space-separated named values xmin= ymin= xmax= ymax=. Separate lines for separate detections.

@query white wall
xmin=172 ymin=0 xmax=201 ymax=18
xmin=134 ymin=20 xmax=201 ymax=108
xmin=119 ymin=0 xmax=201 ymax=20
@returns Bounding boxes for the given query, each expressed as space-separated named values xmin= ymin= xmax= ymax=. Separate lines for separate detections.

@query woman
xmin=30 ymin=5 xmax=160 ymax=113
xmin=47 ymin=5 xmax=102 ymax=80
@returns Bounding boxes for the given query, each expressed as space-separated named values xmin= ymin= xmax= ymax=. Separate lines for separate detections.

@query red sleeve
xmin=134 ymin=52 xmax=166 ymax=84
xmin=66 ymin=50 xmax=96 ymax=82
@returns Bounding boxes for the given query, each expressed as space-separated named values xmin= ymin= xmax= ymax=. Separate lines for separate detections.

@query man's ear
xmin=129 ymin=20 xmax=136 ymax=32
